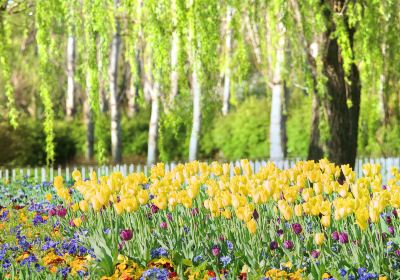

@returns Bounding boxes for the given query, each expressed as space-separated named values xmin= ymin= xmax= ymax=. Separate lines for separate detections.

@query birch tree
xmin=143 ymin=0 xmax=171 ymax=166
xmin=244 ymin=0 xmax=288 ymax=160
xmin=269 ymin=19 xmax=286 ymax=160
xmin=109 ymin=0 xmax=122 ymax=163
xmin=221 ymin=5 xmax=233 ymax=116
xmin=66 ymin=35 xmax=75 ymax=119
xmin=187 ymin=0 xmax=219 ymax=161
xmin=65 ymin=0 xmax=77 ymax=119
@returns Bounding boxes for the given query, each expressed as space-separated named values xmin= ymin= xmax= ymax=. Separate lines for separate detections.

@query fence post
xmin=50 ymin=167 xmax=54 ymax=182
xmin=27 ymin=168 xmax=31 ymax=179
xmin=34 ymin=168 xmax=38 ymax=182
xmin=12 ymin=169 xmax=16 ymax=181
xmin=6 ymin=169 xmax=9 ymax=181
xmin=66 ymin=167 xmax=70 ymax=181
xmin=41 ymin=167 xmax=46 ymax=183
xmin=255 ymin=161 xmax=261 ymax=173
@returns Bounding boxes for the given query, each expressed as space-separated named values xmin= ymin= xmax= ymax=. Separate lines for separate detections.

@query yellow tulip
xmin=71 ymin=203 xmax=79 ymax=212
xmin=182 ymin=197 xmax=193 ymax=209
xmin=294 ymin=205 xmax=303 ymax=217
xmin=73 ymin=217 xmax=82 ymax=227
xmin=234 ymin=166 xmax=241 ymax=176
xmin=79 ymin=200 xmax=89 ymax=212
xmin=114 ymin=202 xmax=124 ymax=215
xmin=315 ymin=233 xmax=325 ymax=245
xmin=91 ymin=198 xmax=102 ymax=212
xmin=369 ymin=207 xmax=380 ymax=223
xmin=154 ymin=195 xmax=167 ymax=210
xmin=320 ymin=215 xmax=330 ymax=228
xmin=123 ymin=198 xmax=139 ymax=213
xmin=246 ymin=219 xmax=257 ymax=234
xmin=72 ymin=170 xmax=82 ymax=182
xmin=222 ymin=209 xmax=232 ymax=219
xmin=54 ymin=176 xmax=64 ymax=189
xmin=282 ymin=207 xmax=293 ymax=221
xmin=137 ymin=190 xmax=149 ymax=205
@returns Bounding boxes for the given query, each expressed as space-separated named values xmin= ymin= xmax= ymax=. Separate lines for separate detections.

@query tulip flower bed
xmin=1 ymin=160 xmax=400 ymax=279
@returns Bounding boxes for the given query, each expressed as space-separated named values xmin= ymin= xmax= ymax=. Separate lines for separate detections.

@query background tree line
xmin=0 ymin=0 xmax=399 ymax=168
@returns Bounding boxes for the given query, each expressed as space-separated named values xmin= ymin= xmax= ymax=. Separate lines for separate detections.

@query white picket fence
xmin=0 ymin=157 xmax=399 ymax=184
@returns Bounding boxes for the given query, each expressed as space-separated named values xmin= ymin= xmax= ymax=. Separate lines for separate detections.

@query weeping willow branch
xmin=35 ymin=0 xmax=56 ymax=165
xmin=0 ymin=10 xmax=18 ymax=128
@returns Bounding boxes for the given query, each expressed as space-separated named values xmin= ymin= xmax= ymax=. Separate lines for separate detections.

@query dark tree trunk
xmin=322 ymin=0 xmax=361 ymax=168
xmin=307 ymin=92 xmax=324 ymax=161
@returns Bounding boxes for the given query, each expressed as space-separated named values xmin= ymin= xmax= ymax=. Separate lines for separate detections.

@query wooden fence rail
xmin=0 ymin=157 xmax=400 ymax=184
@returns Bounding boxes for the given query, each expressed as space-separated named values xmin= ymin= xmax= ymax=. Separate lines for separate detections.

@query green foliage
xmin=286 ymin=93 xmax=311 ymax=158
xmin=158 ymin=105 xmax=191 ymax=162
xmin=0 ymin=120 xmax=83 ymax=167
xmin=1 ymin=0 xmax=400 ymax=167
xmin=121 ymin=111 xmax=150 ymax=159
xmin=203 ymin=97 xmax=269 ymax=160
xmin=0 ymin=13 xmax=18 ymax=128
xmin=358 ymin=93 xmax=400 ymax=157
xmin=35 ymin=0 xmax=60 ymax=165
xmin=82 ymin=0 xmax=114 ymax=164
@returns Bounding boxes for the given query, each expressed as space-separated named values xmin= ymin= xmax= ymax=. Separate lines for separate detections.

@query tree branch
xmin=288 ymin=0 xmax=319 ymax=79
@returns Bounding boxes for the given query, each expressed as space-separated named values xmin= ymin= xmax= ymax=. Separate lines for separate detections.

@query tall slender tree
xmin=289 ymin=0 xmax=361 ymax=167
xmin=66 ymin=35 xmax=76 ymax=118
xmin=221 ymin=5 xmax=233 ymax=116
xmin=65 ymin=0 xmax=77 ymax=119
xmin=143 ymin=0 xmax=171 ymax=166
xmin=109 ymin=0 xmax=122 ymax=163
xmin=187 ymin=0 xmax=219 ymax=161
xmin=269 ymin=19 xmax=286 ymax=160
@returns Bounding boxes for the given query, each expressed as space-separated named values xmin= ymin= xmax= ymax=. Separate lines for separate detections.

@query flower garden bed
xmin=0 ymin=159 xmax=399 ymax=279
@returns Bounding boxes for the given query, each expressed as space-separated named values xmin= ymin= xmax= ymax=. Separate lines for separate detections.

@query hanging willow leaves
xmin=121 ymin=0 xmax=141 ymax=93
xmin=0 ymin=8 xmax=18 ymax=128
xmin=35 ymin=0 xmax=60 ymax=165
xmin=83 ymin=0 xmax=114 ymax=164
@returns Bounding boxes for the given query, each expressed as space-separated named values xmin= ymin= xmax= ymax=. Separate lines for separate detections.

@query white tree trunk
xmin=222 ymin=6 xmax=233 ymax=116
xmin=147 ymin=83 xmax=159 ymax=166
xmin=110 ymin=0 xmax=122 ymax=163
xmin=127 ymin=51 xmax=140 ymax=117
xmin=66 ymin=35 xmax=75 ymax=118
xmin=188 ymin=0 xmax=201 ymax=161
xmin=85 ymin=72 xmax=94 ymax=160
xmin=189 ymin=64 xmax=201 ymax=161
xmin=169 ymin=0 xmax=179 ymax=107
xmin=269 ymin=22 xmax=285 ymax=160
